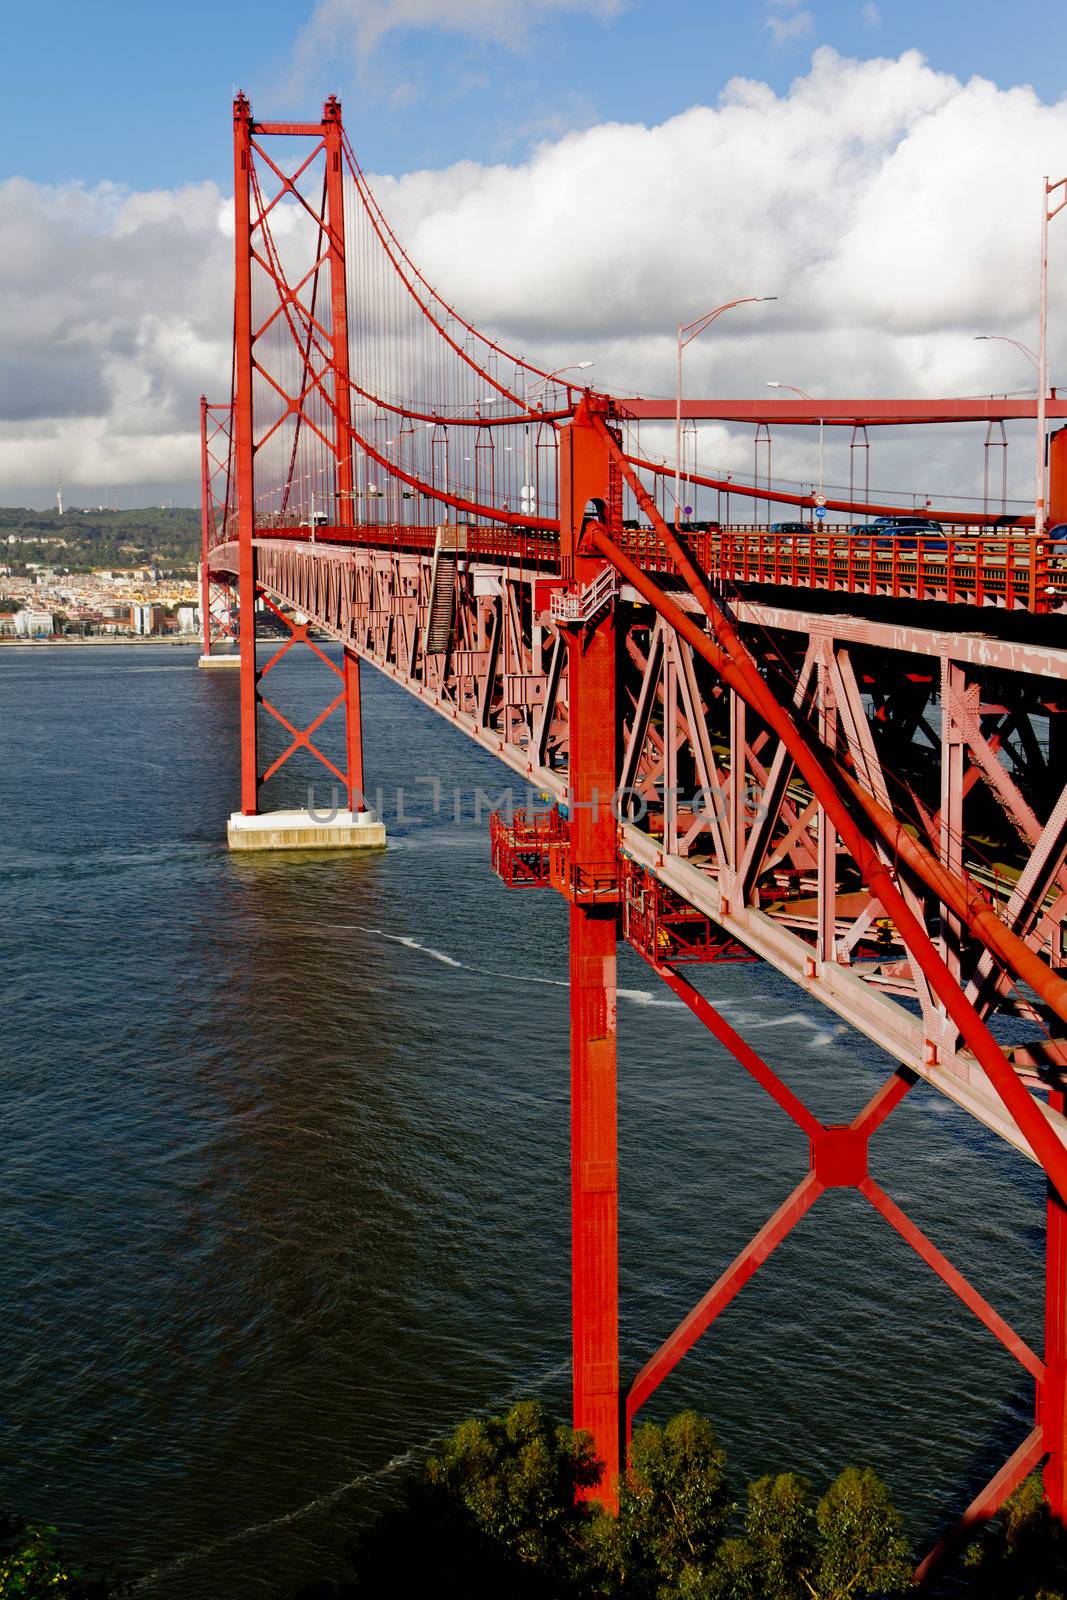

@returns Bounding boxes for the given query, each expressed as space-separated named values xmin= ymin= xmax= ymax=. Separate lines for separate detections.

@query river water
xmin=0 ymin=643 xmax=1046 ymax=1595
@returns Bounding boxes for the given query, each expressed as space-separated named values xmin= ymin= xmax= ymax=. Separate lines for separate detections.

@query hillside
xmin=0 ymin=506 xmax=200 ymax=574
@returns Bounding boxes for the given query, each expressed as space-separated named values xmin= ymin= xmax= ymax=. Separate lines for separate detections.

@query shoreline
xmin=0 ymin=636 xmax=213 ymax=649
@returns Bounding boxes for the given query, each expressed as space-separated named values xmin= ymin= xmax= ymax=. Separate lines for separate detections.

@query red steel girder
xmin=623 ymin=396 xmax=1067 ymax=425
xmin=583 ymin=407 xmax=1067 ymax=1197
xmin=628 ymin=958 xmax=1047 ymax=1582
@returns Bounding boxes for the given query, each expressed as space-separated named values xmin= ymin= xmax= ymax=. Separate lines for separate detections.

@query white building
xmin=14 ymin=608 xmax=54 ymax=637
xmin=176 ymin=604 xmax=200 ymax=634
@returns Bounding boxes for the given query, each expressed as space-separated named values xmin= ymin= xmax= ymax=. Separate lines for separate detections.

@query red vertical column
xmin=561 ymin=404 xmax=620 ymax=1508
xmin=233 ymin=95 xmax=258 ymax=815
xmin=323 ymin=96 xmax=354 ymax=529
xmin=344 ymin=646 xmax=366 ymax=814
xmin=324 ymin=97 xmax=366 ymax=817
xmin=199 ymin=395 xmax=212 ymax=658
xmin=1045 ymin=1091 xmax=1067 ymax=1517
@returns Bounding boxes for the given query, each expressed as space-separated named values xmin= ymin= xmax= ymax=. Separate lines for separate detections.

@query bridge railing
xmin=238 ymin=514 xmax=1065 ymax=613
xmin=711 ymin=525 xmax=1061 ymax=611
xmin=252 ymin=518 xmax=562 ymax=568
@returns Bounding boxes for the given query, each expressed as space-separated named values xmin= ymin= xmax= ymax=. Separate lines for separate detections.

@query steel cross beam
xmin=622 ymin=397 xmax=1067 ymax=425
xmin=211 ymin=96 xmax=1067 ymax=1570
xmin=625 ymin=957 xmax=1049 ymax=1582
xmin=215 ymin=494 xmax=1067 ymax=1563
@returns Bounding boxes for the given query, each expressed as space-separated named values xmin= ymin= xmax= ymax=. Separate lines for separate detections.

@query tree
xmin=812 ymin=1467 xmax=911 ymax=1600
xmin=346 ymin=1400 xmax=603 ymax=1599
xmin=704 ymin=1471 xmax=815 ymax=1600
xmin=337 ymin=1405 xmax=911 ymax=1600
xmin=701 ymin=1466 xmax=908 ymax=1600
xmin=0 ymin=1515 xmax=111 ymax=1598
xmin=608 ymin=1412 xmax=732 ymax=1597
xmin=963 ymin=1472 xmax=1067 ymax=1600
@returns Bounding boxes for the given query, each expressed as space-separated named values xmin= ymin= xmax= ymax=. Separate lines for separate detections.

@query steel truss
xmin=205 ymin=94 xmax=1067 ymax=1579
xmin=199 ymin=398 xmax=238 ymax=653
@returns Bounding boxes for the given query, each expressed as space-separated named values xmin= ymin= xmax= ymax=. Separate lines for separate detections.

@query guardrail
xmin=232 ymin=518 xmax=1067 ymax=613
xmin=712 ymin=526 xmax=1064 ymax=611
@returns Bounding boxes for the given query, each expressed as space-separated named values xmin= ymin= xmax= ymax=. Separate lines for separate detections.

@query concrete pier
xmin=199 ymin=651 xmax=241 ymax=669
xmin=227 ymin=808 xmax=386 ymax=852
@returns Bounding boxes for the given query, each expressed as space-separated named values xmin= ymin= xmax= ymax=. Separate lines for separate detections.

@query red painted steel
xmin=584 ymin=425 xmax=1067 ymax=1195
xmin=1046 ymin=1090 xmax=1067 ymax=1517
xmin=324 ymin=97 xmax=354 ymax=530
xmin=489 ymin=808 xmax=565 ymax=886
xmin=624 ymin=396 xmax=1067 ymax=425
xmin=620 ymin=860 xmax=755 ymax=964
xmin=204 ymin=96 xmax=1067 ymax=1575
xmin=628 ymin=1171 xmax=824 ymax=1424
xmin=199 ymin=396 xmax=212 ymax=656
xmin=233 ymin=96 xmax=258 ymax=814
xmin=560 ymin=414 xmax=621 ymax=1508
xmin=344 ymin=648 xmax=365 ymax=813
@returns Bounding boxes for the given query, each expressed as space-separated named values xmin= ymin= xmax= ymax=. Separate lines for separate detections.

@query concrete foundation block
xmin=199 ymin=652 xmax=241 ymax=669
xmin=227 ymin=808 xmax=387 ymax=852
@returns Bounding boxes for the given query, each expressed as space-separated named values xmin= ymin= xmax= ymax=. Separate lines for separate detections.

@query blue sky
xmin=4 ymin=0 xmax=1066 ymax=189
xmin=4 ymin=0 xmax=1067 ymax=506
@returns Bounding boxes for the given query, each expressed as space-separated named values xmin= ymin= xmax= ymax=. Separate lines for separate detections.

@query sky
xmin=3 ymin=0 xmax=1067 ymax=508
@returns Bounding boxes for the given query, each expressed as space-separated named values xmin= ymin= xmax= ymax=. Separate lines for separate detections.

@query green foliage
xmin=963 ymin=1472 xmax=1067 ymax=1600
xmin=340 ymin=1403 xmax=915 ymax=1600
xmin=347 ymin=1399 xmax=603 ymax=1598
xmin=0 ymin=1515 xmax=111 ymax=1598
xmin=425 ymin=1399 xmax=602 ymax=1577
xmin=698 ymin=1466 xmax=909 ymax=1600
xmin=609 ymin=1412 xmax=731 ymax=1597
xmin=703 ymin=1471 xmax=815 ymax=1600
xmin=813 ymin=1466 xmax=911 ymax=1599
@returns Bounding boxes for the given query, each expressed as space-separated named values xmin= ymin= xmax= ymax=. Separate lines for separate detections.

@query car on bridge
xmin=853 ymin=515 xmax=948 ymax=552
xmin=1044 ymin=523 xmax=1067 ymax=569
xmin=769 ymin=520 xmax=813 ymax=537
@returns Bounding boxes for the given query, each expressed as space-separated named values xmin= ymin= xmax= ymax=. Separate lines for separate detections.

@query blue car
xmin=856 ymin=515 xmax=948 ymax=552
xmin=1045 ymin=523 xmax=1067 ymax=567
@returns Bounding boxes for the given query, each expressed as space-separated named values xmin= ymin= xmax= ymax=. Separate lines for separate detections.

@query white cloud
xmin=765 ymin=1 xmax=815 ymax=45
xmin=4 ymin=47 xmax=1067 ymax=506
xmin=0 ymin=176 xmax=231 ymax=500
xmin=292 ymin=0 xmax=625 ymax=78
xmin=862 ymin=2 xmax=881 ymax=26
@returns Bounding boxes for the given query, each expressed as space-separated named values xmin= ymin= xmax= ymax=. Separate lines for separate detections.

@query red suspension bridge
xmin=201 ymin=94 xmax=1067 ymax=1578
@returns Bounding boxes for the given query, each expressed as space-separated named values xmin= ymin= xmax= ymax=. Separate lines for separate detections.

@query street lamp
xmin=973 ymin=333 xmax=1040 ymax=373
xmin=766 ymin=380 xmax=824 ymax=503
xmin=522 ymin=362 xmax=594 ymax=514
xmin=1037 ymin=175 xmax=1067 ymax=537
xmin=524 ymin=361 xmax=595 ymax=412
xmin=676 ymin=298 xmax=776 ymax=527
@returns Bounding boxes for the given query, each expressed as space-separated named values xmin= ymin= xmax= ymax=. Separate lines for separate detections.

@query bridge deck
xmin=218 ymin=521 xmax=1067 ymax=616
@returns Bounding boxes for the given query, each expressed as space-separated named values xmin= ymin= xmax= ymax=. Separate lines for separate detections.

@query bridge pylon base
xmin=226 ymin=808 xmax=386 ymax=852
xmin=198 ymin=651 xmax=241 ymax=669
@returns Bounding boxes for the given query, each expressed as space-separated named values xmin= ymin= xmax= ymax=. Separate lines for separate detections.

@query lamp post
xmin=522 ymin=361 xmax=594 ymax=515
xmin=1037 ymin=176 xmax=1067 ymax=537
xmin=676 ymin=298 xmax=776 ymax=527
xmin=766 ymin=380 xmax=823 ymax=504
xmin=974 ymin=333 xmax=1040 ymax=373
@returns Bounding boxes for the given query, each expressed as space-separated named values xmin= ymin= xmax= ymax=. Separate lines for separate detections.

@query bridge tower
xmin=223 ymin=94 xmax=383 ymax=852
xmin=559 ymin=399 xmax=622 ymax=1504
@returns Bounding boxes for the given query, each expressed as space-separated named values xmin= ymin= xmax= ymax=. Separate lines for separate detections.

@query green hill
xmin=0 ymin=506 xmax=200 ymax=574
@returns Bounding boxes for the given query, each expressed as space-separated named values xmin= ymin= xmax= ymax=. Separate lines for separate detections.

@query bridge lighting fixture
xmin=1037 ymin=175 xmax=1067 ymax=535
xmin=676 ymin=298 xmax=776 ymax=527
xmin=766 ymin=380 xmax=824 ymax=503
xmin=974 ymin=334 xmax=1039 ymax=373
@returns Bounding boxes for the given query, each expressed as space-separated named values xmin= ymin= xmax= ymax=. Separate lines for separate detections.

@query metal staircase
xmin=426 ymin=526 xmax=466 ymax=653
